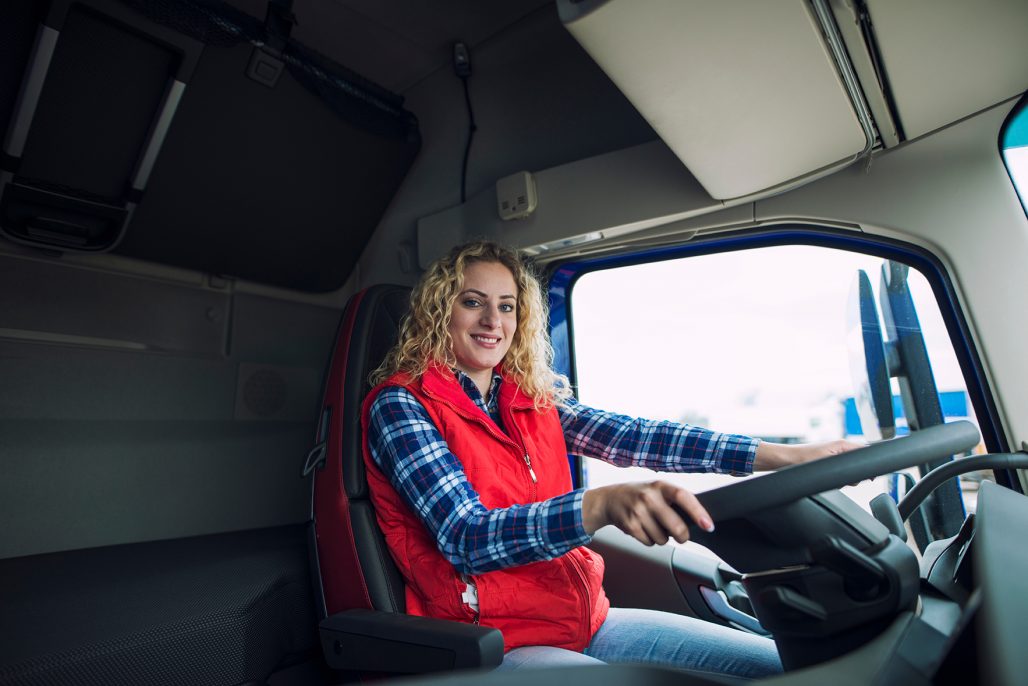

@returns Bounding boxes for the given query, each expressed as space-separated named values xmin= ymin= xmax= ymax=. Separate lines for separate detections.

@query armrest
xmin=319 ymin=608 xmax=504 ymax=673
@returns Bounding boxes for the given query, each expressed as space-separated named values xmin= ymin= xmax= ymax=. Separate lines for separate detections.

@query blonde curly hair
xmin=371 ymin=240 xmax=572 ymax=408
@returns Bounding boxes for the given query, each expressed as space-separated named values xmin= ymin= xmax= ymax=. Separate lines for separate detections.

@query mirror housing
xmin=847 ymin=270 xmax=896 ymax=440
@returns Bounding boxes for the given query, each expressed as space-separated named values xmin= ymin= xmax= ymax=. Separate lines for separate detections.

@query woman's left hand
xmin=753 ymin=439 xmax=864 ymax=471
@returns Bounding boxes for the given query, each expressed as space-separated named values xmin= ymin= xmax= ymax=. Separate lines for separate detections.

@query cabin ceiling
xmin=223 ymin=0 xmax=554 ymax=93
xmin=226 ymin=0 xmax=1028 ymax=202
xmin=2 ymin=0 xmax=1025 ymax=289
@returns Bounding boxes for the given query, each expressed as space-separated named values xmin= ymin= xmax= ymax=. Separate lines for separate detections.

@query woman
xmin=361 ymin=240 xmax=858 ymax=676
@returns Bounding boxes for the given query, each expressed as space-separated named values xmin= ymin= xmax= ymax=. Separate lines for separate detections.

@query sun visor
xmin=559 ymin=0 xmax=869 ymax=200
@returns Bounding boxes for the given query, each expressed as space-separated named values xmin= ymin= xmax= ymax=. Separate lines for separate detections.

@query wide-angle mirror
xmin=847 ymin=269 xmax=896 ymax=441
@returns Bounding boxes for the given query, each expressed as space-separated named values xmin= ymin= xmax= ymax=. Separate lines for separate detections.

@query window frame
xmin=546 ymin=225 xmax=1014 ymax=493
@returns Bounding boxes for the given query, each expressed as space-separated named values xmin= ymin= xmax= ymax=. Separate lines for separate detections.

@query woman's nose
xmin=480 ymin=306 xmax=500 ymax=327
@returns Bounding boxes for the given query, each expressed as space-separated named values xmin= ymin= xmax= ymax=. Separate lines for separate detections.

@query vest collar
xmin=418 ymin=364 xmax=536 ymax=411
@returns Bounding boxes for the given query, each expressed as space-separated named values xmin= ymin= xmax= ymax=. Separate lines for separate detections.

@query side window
xmin=569 ymin=244 xmax=983 ymax=537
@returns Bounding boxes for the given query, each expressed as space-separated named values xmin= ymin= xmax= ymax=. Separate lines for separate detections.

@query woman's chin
xmin=456 ymin=356 xmax=503 ymax=377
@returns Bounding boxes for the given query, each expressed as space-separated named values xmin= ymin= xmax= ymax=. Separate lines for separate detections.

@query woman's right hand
xmin=581 ymin=481 xmax=714 ymax=546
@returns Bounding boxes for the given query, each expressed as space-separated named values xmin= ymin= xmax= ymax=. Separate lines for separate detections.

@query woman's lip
xmin=471 ymin=334 xmax=501 ymax=347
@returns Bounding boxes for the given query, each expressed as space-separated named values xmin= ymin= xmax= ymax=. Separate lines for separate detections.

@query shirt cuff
xmin=539 ymin=488 xmax=592 ymax=556
xmin=569 ymin=488 xmax=590 ymax=541
xmin=715 ymin=434 xmax=760 ymax=476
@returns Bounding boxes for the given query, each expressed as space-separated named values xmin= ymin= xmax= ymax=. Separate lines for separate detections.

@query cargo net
xmin=117 ymin=0 xmax=419 ymax=141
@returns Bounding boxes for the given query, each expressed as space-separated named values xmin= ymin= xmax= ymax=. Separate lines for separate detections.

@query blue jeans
xmin=496 ymin=608 xmax=782 ymax=678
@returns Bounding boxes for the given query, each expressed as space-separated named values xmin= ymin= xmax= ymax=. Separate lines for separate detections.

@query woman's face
xmin=447 ymin=261 xmax=518 ymax=383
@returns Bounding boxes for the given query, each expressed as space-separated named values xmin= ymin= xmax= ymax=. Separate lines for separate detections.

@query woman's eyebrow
xmin=460 ymin=289 xmax=517 ymax=299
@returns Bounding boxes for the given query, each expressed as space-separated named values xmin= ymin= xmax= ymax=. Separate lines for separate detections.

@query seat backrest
xmin=310 ymin=284 xmax=411 ymax=617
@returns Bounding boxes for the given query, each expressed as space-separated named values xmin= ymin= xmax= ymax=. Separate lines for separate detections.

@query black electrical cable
xmin=460 ymin=74 xmax=476 ymax=204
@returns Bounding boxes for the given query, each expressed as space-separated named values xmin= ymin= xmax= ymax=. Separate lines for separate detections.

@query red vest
xmin=361 ymin=365 xmax=609 ymax=652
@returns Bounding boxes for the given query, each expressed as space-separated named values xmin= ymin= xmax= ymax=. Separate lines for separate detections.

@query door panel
xmin=590 ymin=527 xmax=766 ymax=635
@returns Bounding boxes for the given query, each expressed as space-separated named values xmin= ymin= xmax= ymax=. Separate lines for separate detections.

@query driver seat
xmin=305 ymin=285 xmax=762 ymax=685
xmin=306 ymin=284 xmax=503 ymax=676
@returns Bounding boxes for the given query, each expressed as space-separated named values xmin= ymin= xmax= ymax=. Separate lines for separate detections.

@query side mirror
xmin=847 ymin=270 xmax=896 ymax=440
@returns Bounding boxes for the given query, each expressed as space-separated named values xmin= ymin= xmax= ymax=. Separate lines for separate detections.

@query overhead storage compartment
xmin=559 ymin=0 xmax=870 ymax=200
xmin=0 ymin=0 xmax=202 ymax=253
xmin=0 ymin=0 xmax=421 ymax=292
xmin=864 ymin=0 xmax=1028 ymax=142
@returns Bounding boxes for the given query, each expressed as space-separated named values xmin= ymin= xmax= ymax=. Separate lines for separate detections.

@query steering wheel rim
xmin=692 ymin=421 xmax=981 ymax=525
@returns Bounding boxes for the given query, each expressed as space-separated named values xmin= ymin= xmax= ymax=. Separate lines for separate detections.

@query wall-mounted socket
xmin=496 ymin=171 xmax=537 ymax=221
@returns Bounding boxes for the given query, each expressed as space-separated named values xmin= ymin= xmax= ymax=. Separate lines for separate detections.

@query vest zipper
xmin=565 ymin=553 xmax=592 ymax=647
xmin=522 ymin=453 xmax=538 ymax=483
xmin=505 ymin=410 xmax=539 ymax=499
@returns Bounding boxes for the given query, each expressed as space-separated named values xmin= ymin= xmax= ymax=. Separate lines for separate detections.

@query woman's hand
xmin=753 ymin=439 xmax=865 ymax=471
xmin=581 ymin=481 xmax=714 ymax=546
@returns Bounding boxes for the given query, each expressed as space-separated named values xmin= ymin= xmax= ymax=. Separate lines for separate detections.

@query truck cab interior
xmin=2 ymin=1 xmax=1027 ymax=685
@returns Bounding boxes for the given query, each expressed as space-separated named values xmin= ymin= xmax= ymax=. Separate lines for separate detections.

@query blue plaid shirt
xmin=366 ymin=371 xmax=758 ymax=576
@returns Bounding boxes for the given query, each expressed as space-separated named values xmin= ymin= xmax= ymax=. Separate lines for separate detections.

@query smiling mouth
xmin=472 ymin=334 xmax=501 ymax=345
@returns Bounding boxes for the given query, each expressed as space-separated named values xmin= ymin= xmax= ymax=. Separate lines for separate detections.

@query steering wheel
xmin=690 ymin=420 xmax=981 ymax=525
xmin=676 ymin=421 xmax=981 ymax=671
xmin=896 ymin=451 xmax=1028 ymax=521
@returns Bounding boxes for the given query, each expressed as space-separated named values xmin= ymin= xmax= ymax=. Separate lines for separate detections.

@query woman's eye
xmin=462 ymin=298 xmax=481 ymax=308
xmin=499 ymin=303 xmax=515 ymax=313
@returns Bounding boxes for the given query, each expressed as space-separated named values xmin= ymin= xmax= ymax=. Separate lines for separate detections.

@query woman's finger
xmin=630 ymin=492 xmax=671 ymax=545
xmin=644 ymin=512 xmax=676 ymax=545
xmin=669 ymin=486 xmax=715 ymax=534
xmin=648 ymin=485 xmax=692 ymax=544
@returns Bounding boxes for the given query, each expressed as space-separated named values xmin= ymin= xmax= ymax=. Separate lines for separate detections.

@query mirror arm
xmin=897 ymin=453 xmax=1028 ymax=522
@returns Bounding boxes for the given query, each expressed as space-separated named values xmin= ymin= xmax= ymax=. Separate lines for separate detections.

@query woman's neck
xmin=461 ymin=368 xmax=493 ymax=402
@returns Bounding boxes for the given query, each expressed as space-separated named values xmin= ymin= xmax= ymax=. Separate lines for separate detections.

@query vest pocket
xmin=475 ymin=562 xmax=583 ymax=648
xmin=458 ymin=574 xmax=480 ymax=623
xmin=449 ymin=574 xmax=479 ymax=623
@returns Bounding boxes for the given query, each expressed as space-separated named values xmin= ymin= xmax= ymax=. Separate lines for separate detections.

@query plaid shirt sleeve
xmin=558 ymin=396 xmax=759 ymax=475
xmin=366 ymin=386 xmax=591 ymax=575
